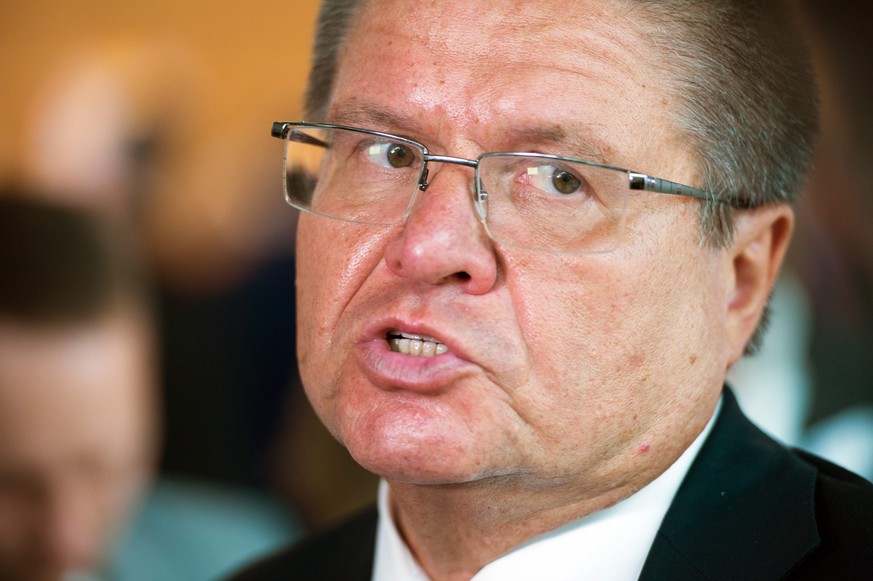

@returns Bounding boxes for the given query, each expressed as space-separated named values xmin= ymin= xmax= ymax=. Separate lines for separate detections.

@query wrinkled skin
xmin=295 ymin=0 xmax=791 ymax=576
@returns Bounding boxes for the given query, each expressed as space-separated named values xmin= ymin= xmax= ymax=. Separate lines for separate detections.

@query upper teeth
xmin=388 ymin=330 xmax=448 ymax=357
xmin=394 ymin=331 xmax=439 ymax=342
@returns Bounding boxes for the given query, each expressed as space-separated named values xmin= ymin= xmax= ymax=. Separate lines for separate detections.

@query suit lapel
xmin=640 ymin=389 xmax=820 ymax=580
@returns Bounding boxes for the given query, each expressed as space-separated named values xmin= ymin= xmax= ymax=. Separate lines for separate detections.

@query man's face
xmin=297 ymin=0 xmax=735 ymax=495
xmin=0 ymin=312 xmax=154 ymax=581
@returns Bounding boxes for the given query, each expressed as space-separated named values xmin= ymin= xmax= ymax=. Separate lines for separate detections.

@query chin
xmin=345 ymin=430 xmax=493 ymax=486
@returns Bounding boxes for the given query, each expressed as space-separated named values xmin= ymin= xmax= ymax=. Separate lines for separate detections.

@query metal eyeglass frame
xmin=271 ymin=121 xmax=753 ymax=222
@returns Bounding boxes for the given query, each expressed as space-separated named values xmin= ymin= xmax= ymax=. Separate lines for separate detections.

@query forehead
xmin=0 ymin=316 xmax=152 ymax=469
xmin=332 ymin=0 xmax=680 ymax=169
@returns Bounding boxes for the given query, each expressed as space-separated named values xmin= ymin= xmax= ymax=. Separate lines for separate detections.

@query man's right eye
xmin=366 ymin=142 xmax=417 ymax=169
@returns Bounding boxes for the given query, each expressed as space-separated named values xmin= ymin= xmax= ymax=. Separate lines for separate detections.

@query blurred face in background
xmin=0 ymin=309 xmax=155 ymax=581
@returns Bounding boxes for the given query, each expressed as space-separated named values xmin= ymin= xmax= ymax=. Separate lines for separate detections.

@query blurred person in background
xmin=17 ymin=38 xmax=303 ymax=501
xmin=0 ymin=194 xmax=157 ymax=580
xmin=0 ymin=193 xmax=300 ymax=581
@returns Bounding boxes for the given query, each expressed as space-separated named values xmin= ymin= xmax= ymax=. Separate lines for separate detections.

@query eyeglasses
xmin=271 ymin=122 xmax=748 ymax=254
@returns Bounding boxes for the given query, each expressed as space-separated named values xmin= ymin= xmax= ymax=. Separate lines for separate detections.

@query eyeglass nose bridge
xmin=418 ymin=154 xmax=478 ymax=191
xmin=418 ymin=154 xmax=488 ymax=221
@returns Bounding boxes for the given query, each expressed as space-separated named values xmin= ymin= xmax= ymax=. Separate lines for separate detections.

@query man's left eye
xmin=551 ymin=169 xmax=582 ymax=194
xmin=526 ymin=165 xmax=584 ymax=196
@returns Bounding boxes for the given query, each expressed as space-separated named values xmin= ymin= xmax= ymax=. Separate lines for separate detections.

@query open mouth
xmin=387 ymin=330 xmax=448 ymax=357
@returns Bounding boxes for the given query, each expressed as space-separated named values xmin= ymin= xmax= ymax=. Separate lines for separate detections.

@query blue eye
xmin=366 ymin=142 xmax=417 ymax=169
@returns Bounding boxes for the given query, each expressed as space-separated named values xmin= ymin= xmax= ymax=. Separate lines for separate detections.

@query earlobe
xmin=724 ymin=204 xmax=795 ymax=365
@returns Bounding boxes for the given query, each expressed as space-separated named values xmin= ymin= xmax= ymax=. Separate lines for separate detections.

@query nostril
xmin=455 ymin=272 xmax=471 ymax=281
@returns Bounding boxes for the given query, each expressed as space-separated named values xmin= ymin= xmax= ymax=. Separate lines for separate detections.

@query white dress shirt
xmin=373 ymin=399 xmax=722 ymax=580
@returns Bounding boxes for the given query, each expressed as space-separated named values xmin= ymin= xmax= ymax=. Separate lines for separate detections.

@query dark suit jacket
xmin=229 ymin=389 xmax=873 ymax=580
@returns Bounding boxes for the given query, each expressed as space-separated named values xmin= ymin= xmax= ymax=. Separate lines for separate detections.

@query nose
xmin=38 ymin=486 xmax=102 ymax=571
xmin=384 ymin=163 xmax=498 ymax=294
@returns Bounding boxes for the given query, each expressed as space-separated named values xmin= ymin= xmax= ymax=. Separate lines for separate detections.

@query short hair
xmin=628 ymin=0 xmax=819 ymax=247
xmin=301 ymin=0 xmax=819 ymax=352
xmin=0 ymin=192 xmax=150 ymax=326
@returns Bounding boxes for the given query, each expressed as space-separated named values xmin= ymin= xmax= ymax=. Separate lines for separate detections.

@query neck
xmin=387 ymin=476 xmax=637 ymax=581
xmin=383 ymin=399 xmax=723 ymax=580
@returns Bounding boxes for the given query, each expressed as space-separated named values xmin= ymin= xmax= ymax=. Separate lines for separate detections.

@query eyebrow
xmin=508 ymin=125 xmax=611 ymax=164
xmin=327 ymin=101 xmax=613 ymax=164
xmin=327 ymin=102 xmax=410 ymax=132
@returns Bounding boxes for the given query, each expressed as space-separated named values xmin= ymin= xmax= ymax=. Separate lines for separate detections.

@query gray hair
xmin=304 ymin=0 xmax=360 ymax=122
xmin=629 ymin=0 xmax=819 ymax=247
xmin=303 ymin=0 xmax=819 ymax=353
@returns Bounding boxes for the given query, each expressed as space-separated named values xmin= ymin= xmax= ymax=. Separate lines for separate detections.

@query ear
xmin=724 ymin=204 xmax=794 ymax=366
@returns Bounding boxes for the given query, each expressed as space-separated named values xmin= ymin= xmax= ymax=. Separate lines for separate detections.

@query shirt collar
xmin=373 ymin=397 xmax=722 ymax=581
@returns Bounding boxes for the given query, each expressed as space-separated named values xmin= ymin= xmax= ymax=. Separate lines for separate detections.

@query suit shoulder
xmin=794 ymin=448 xmax=873 ymax=515
xmin=789 ymin=449 xmax=873 ymax=578
xmin=226 ymin=505 xmax=378 ymax=581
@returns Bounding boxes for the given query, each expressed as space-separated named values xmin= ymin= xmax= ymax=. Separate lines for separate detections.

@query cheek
xmin=295 ymin=219 xmax=392 ymax=413
xmin=504 ymin=238 xmax=722 ymax=431
xmin=498 ymin=255 xmax=637 ymax=453
xmin=505 ymin=253 xmax=636 ymax=388
xmin=296 ymin=217 xmax=392 ymax=319
xmin=297 ymin=219 xmax=360 ymax=351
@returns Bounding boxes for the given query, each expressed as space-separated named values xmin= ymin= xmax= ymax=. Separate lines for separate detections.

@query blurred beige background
xmin=0 ymin=0 xmax=319 ymax=289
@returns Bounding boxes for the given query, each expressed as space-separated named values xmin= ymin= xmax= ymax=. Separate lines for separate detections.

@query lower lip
xmin=354 ymin=338 xmax=472 ymax=392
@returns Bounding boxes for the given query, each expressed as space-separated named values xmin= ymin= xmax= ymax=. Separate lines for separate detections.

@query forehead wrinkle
xmin=402 ymin=0 xmax=641 ymax=63
xmin=335 ymin=1 xmax=661 ymax=168
xmin=443 ymin=0 xmax=648 ymax=74
xmin=351 ymin=0 xmax=654 ymax=95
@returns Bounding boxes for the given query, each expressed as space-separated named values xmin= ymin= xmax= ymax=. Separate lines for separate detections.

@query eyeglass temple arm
xmin=271 ymin=122 xmax=329 ymax=148
xmin=628 ymin=173 xmax=753 ymax=209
